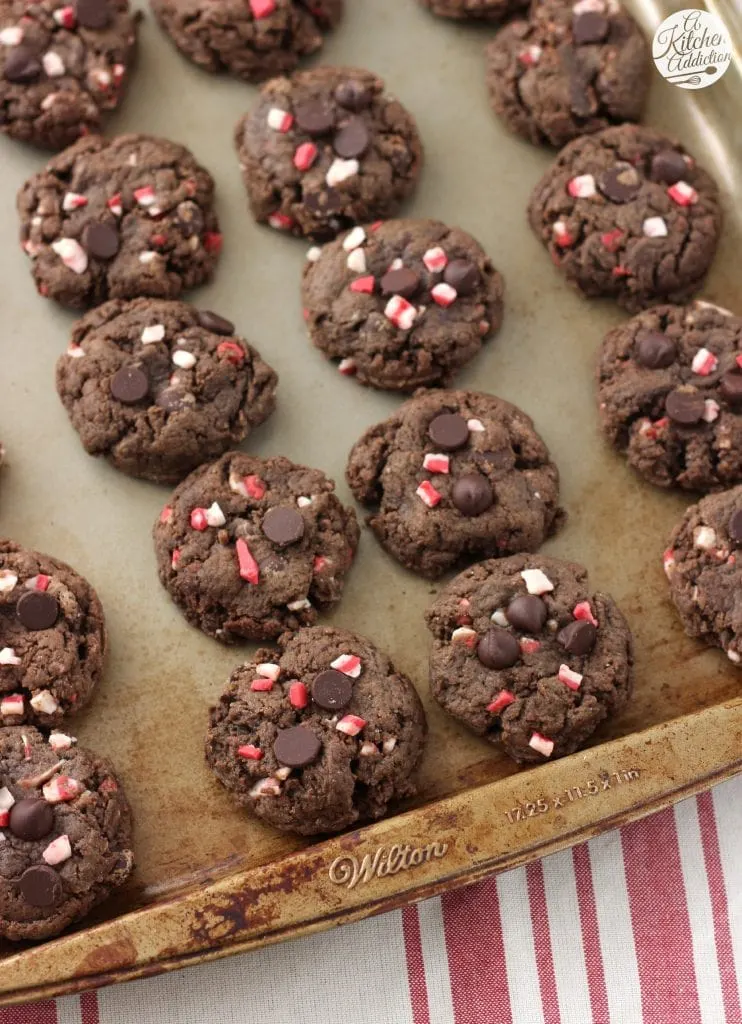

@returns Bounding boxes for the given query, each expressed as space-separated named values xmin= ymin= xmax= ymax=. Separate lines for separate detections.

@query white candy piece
xmin=250 ymin=777 xmax=281 ymax=798
xmin=346 ymin=248 xmax=367 ymax=274
xmin=0 ymin=695 xmax=23 ymax=715
xmin=49 ymin=731 xmax=76 ymax=752
xmin=42 ymin=51 xmax=65 ymax=77
xmin=172 ymin=350 xmax=196 ymax=369
xmin=205 ymin=502 xmax=226 ymax=528
xmin=0 ymin=649 xmax=21 ymax=667
xmin=529 ymin=733 xmax=554 ymax=758
xmin=382 ymin=737 xmax=397 ymax=754
xmin=62 ymin=192 xmax=87 ymax=212
xmin=691 ymin=347 xmax=718 ymax=375
xmin=423 ymin=247 xmax=447 ymax=273
xmin=266 ymin=108 xmax=292 ymax=132
xmin=42 ymin=835 xmax=72 ymax=866
xmin=568 ymin=174 xmax=596 ymax=199
xmin=256 ymin=662 xmax=281 ymax=682
xmin=274 ymin=766 xmax=292 ymax=781
xmin=520 ymin=569 xmax=554 ymax=595
xmin=694 ymin=526 xmax=717 ymax=550
xmin=0 ymin=571 xmax=18 ymax=594
xmin=306 ymin=246 xmax=322 ymax=263
xmin=297 ymin=496 xmax=312 ymax=508
xmin=287 ymin=598 xmax=312 ymax=611
xmin=141 ymin=324 xmax=166 ymax=344
xmin=343 ymin=227 xmax=366 ymax=252
xmin=0 ymin=787 xmax=15 ymax=812
xmin=360 ymin=742 xmax=378 ymax=757
xmin=491 ymin=609 xmax=509 ymax=627
xmin=643 ymin=216 xmax=668 ymax=238
xmin=51 ymin=238 xmax=88 ymax=275
xmin=467 ymin=418 xmax=485 ymax=432
xmin=0 ymin=26 xmax=23 ymax=45
xmin=139 ymin=251 xmax=157 ymax=264
xmin=30 ymin=691 xmax=60 ymax=716
xmin=451 ymin=627 xmax=477 ymax=644
xmin=695 ymin=300 xmax=733 ymax=317
xmin=703 ymin=399 xmax=720 ymax=423
xmin=727 ymin=649 xmax=741 ymax=664
xmin=326 ymin=158 xmax=359 ymax=187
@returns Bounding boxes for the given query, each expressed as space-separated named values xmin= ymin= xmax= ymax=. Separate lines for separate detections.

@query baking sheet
xmin=0 ymin=0 xmax=740 ymax=938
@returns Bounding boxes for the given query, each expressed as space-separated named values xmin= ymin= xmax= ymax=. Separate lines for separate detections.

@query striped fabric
xmin=2 ymin=775 xmax=741 ymax=1024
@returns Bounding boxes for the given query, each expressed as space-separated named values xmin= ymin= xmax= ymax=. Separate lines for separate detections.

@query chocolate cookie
xmin=346 ymin=389 xmax=563 ymax=579
xmin=56 ymin=298 xmax=278 ymax=485
xmin=0 ymin=540 xmax=106 ymax=727
xmin=17 ymin=133 xmax=222 ymax=310
xmin=426 ymin=555 xmax=633 ymax=763
xmin=0 ymin=0 xmax=139 ymax=151
xmin=234 ymin=66 xmax=423 ymax=242
xmin=418 ymin=0 xmax=527 ymax=21
xmin=597 ymin=301 xmax=742 ymax=492
xmin=151 ymin=0 xmax=342 ymax=83
xmin=153 ymin=452 xmax=359 ymax=642
xmin=486 ymin=0 xmax=650 ymax=148
xmin=206 ymin=626 xmax=426 ymax=835
xmin=0 ymin=726 xmax=133 ymax=941
xmin=302 ymin=218 xmax=504 ymax=390
xmin=665 ymin=486 xmax=742 ymax=664
xmin=528 ymin=124 xmax=722 ymax=311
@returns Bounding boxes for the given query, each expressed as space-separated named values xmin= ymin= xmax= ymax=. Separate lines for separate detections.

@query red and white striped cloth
xmin=3 ymin=775 xmax=741 ymax=1024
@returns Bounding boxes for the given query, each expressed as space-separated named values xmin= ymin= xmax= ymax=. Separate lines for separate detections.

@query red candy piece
xmin=236 ymin=538 xmax=260 ymax=585
xmin=487 ymin=690 xmax=515 ymax=715
xmin=313 ymin=555 xmax=328 ymax=572
xmin=349 ymin=276 xmax=375 ymax=294
xmin=294 ymin=142 xmax=318 ymax=171
xmin=289 ymin=681 xmax=309 ymax=708
xmin=238 ymin=744 xmax=263 ymax=760
xmin=133 ymin=185 xmax=155 ymax=205
xmin=558 ymin=664 xmax=583 ymax=690
xmin=160 ymin=506 xmax=173 ymax=524
xmin=171 ymin=548 xmax=181 ymax=569
xmin=107 ymin=193 xmax=122 ymax=216
xmin=268 ymin=213 xmax=294 ymax=231
xmin=190 ymin=508 xmax=208 ymax=531
xmin=519 ymin=638 xmax=541 ymax=655
xmin=217 ymin=341 xmax=245 ymax=365
xmin=56 ymin=6 xmax=76 ymax=27
xmin=245 ymin=475 xmax=266 ymax=499
xmin=0 ymin=811 xmax=8 ymax=827
xmin=250 ymin=0 xmax=276 ymax=15
xmin=416 ymin=480 xmax=441 ymax=508
xmin=336 ymin=715 xmax=366 ymax=737
xmin=250 ymin=678 xmax=273 ymax=692
xmin=600 ymin=228 xmax=624 ymax=252
xmin=573 ymin=601 xmax=598 ymax=627
xmin=203 ymin=233 xmax=223 ymax=254
xmin=34 ymin=574 xmax=50 ymax=592
xmin=612 ymin=265 xmax=631 ymax=278
xmin=667 ymin=182 xmax=698 ymax=207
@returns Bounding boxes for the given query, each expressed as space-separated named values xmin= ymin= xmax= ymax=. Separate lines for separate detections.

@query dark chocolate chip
xmin=506 ymin=595 xmax=547 ymax=634
xmin=650 ymin=150 xmax=687 ymax=185
xmin=312 ymin=669 xmax=353 ymax=711
xmin=380 ymin=267 xmax=419 ymax=298
xmin=82 ymin=222 xmax=119 ymax=260
xmin=110 ymin=366 xmax=149 ymax=405
xmin=262 ymin=507 xmax=305 ymax=547
xmin=75 ymin=0 xmax=112 ymax=28
xmin=176 ymin=201 xmax=204 ymax=237
xmin=443 ymin=260 xmax=480 ymax=296
xmin=9 ymin=798 xmax=54 ymax=841
xmin=197 ymin=310 xmax=235 ymax=336
xmin=155 ymin=387 xmax=188 ymax=412
xmin=599 ymin=165 xmax=642 ymax=203
xmin=18 ymin=865 xmax=63 ymax=908
xmin=728 ymin=509 xmax=742 ymax=544
xmin=304 ymin=189 xmax=343 ymax=216
xmin=636 ymin=330 xmax=677 ymax=369
xmin=334 ymin=81 xmax=372 ymax=111
xmin=273 ymin=725 xmax=322 ymax=768
xmin=477 ymin=628 xmax=520 ymax=670
xmin=4 ymin=46 xmax=41 ymax=83
xmin=333 ymin=117 xmax=370 ymax=159
xmin=452 ymin=473 xmax=494 ymax=517
xmin=295 ymin=100 xmax=335 ymax=136
xmin=16 ymin=591 xmax=59 ymax=631
xmin=558 ymin=620 xmax=597 ymax=656
xmin=720 ymin=372 xmax=742 ymax=404
xmin=665 ymin=389 xmax=705 ymax=425
xmin=428 ymin=413 xmax=469 ymax=451
xmin=572 ymin=10 xmax=609 ymax=44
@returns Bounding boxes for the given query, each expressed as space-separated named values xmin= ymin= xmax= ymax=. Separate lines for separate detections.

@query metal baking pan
xmin=0 ymin=0 xmax=740 ymax=1004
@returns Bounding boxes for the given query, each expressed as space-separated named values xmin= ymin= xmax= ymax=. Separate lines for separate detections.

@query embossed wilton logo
xmin=329 ymin=842 xmax=449 ymax=889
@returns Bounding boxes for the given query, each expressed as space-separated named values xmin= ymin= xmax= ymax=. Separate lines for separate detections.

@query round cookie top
xmin=206 ymin=626 xmax=427 ymax=835
xmin=0 ymin=540 xmax=106 ymax=728
xmin=0 ymin=0 xmax=139 ymax=151
xmin=235 ymin=66 xmax=423 ymax=242
xmin=301 ymin=218 xmax=504 ymax=391
xmin=598 ymin=301 xmax=742 ymax=492
xmin=153 ymin=452 xmax=360 ymax=643
xmin=418 ymin=0 xmax=527 ymax=21
xmin=0 ymin=726 xmax=133 ymax=941
xmin=426 ymin=554 xmax=633 ymax=763
xmin=528 ymin=124 xmax=721 ymax=312
xmin=346 ymin=389 xmax=563 ymax=579
xmin=150 ymin=0 xmax=343 ymax=83
xmin=665 ymin=484 xmax=742 ymax=664
xmin=17 ymin=132 xmax=222 ymax=310
xmin=56 ymin=298 xmax=278 ymax=485
xmin=485 ymin=0 xmax=650 ymax=149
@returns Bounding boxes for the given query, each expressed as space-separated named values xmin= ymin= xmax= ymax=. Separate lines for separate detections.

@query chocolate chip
xmin=295 ymin=100 xmax=335 ymax=136
xmin=155 ymin=387 xmax=188 ymax=412
xmin=572 ymin=10 xmax=609 ymax=44
xmin=304 ymin=189 xmax=343 ymax=216
xmin=665 ymin=389 xmax=705 ymax=425
xmin=428 ymin=413 xmax=469 ymax=451
xmin=334 ymin=81 xmax=372 ymax=111
xmin=728 ymin=510 xmax=742 ymax=544
xmin=444 ymin=260 xmax=480 ymax=296
xmin=82 ymin=222 xmax=119 ymax=260
xmin=262 ymin=507 xmax=305 ymax=547
xmin=4 ymin=46 xmax=41 ymax=83
xmin=720 ymin=372 xmax=742 ymax=404
xmin=506 ymin=595 xmax=547 ymax=633
xmin=636 ymin=330 xmax=677 ymax=369
xmin=380 ymin=268 xmax=419 ymax=298
xmin=16 ymin=591 xmax=59 ymax=631
xmin=650 ymin=150 xmax=687 ymax=185
xmin=75 ymin=0 xmax=112 ymax=29
xmin=9 ymin=798 xmax=54 ymax=841
xmin=599 ymin=165 xmax=642 ymax=203
xmin=110 ymin=366 xmax=149 ymax=405
xmin=197 ymin=310 xmax=235 ymax=336
xmin=333 ymin=118 xmax=370 ymax=159
xmin=452 ymin=473 xmax=494 ymax=517
xmin=18 ymin=865 xmax=63 ymax=908
xmin=477 ymin=628 xmax=520 ymax=670
xmin=273 ymin=725 xmax=322 ymax=768
xmin=558 ymin=620 xmax=597 ymax=656
xmin=176 ymin=201 xmax=204 ymax=237
xmin=312 ymin=669 xmax=353 ymax=711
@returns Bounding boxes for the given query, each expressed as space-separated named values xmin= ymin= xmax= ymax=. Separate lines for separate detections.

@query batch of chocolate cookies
xmin=0 ymin=0 xmax=735 ymax=942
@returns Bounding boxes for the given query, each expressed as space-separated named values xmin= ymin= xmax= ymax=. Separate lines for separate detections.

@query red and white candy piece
xmin=349 ymin=275 xmax=375 ymax=294
xmin=267 ymin=108 xmax=293 ymax=133
xmin=330 ymin=654 xmax=362 ymax=678
xmin=190 ymin=507 xmax=208 ymax=531
xmin=256 ymin=663 xmax=280 ymax=682
xmin=347 ymin=248 xmax=367 ymax=273
xmin=552 ymin=221 xmax=574 ymax=248
xmin=326 ymin=158 xmax=359 ymax=187
xmin=601 ymin=228 xmax=625 ymax=252
xmin=567 ymin=174 xmax=596 ymax=199
xmin=62 ymin=192 xmax=88 ymax=213
xmin=518 ymin=45 xmax=542 ymax=66
xmin=172 ymin=349 xmax=196 ymax=370
xmin=704 ymin=399 xmax=720 ymax=423
xmin=230 ymin=472 xmax=266 ymax=499
xmin=558 ymin=664 xmax=583 ymax=690
xmin=423 ymin=247 xmax=448 ymax=273
xmin=141 ymin=324 xmax=165 ymax=344
xmin=107 ymin=194 xmax=123 ymax=217
xmin=520 ymin=638 xmax=541 ymax=655
xmin=42 ymin=775 xmax=84 ymax=803
xmin=423 ymin=453 xmax=450 ymax=474
xmin=236 ymin=538 xmax=259 ymax=585
xmin=66 ymin=342 xmax=84 ymax=358
xmin=520 ymin=569 xmax=554 ymax=595
xmin=663 ymin=548 xmax=676 ymax=576
xmin=49 ymin=732 xmax=76 ymax=753
xmin=487 ymin=690 xmax=515 ymax=715
xmin=313 ymin=555 xmax=329 ymax=573
xmin=112 ymin=63 xmax=125 ymax=86
xmin=250 ymin=0 xmax=276 ymax=16
xmin=0 ymin=787 xmax=15 ymax=816
xmin=694 ymin=525 xmax=717 ymax=550
xmin=691 ymin=347 xmax=718 ymax=376
xmin=268 ymin=213 xmax=294 ymax=231
xmin=29 ymin=574 xmax=51 ymax=593
xmin=133 ymin=185 xmax=157 ymax=207
xmin=43 ymin=835 xmax=72 ymax=866
xmin=51 ymin=238 xmax=88 ymax=275
xmin=529 ymin=732 xmax=554 ymax=758
xmin=416 ymin=480 xmax=441 ymax=508
xmin=30 ymin=691 xmax=59 ymax=716
xmin=171 ymin=548 xmax=181 ymax=570
xmin=0 ymin=26 xmax=23 ymax=45
xmin=160 ymin=506 xmax=173 ymax=525
xmin=0 ymin=650 xmax=21 ymax=668
xmin=668 ymin=181 xmax=698 ymax=207
xmin=336 ymin=715 xmax=366 ymax=737
xmin=89 ymin=67 xmax=112 ymax=91
xmin=0 ymin=571 xmax=17 ymax=594
xmin=238 ymin=744 xmax=263 ymax=761
xmin=250 ymin=777 xmax=281 ymax=798
xmin=293 ymin=142 xmax=318 ymax=171
xmin=642 ymin=216 xmax=668 ymax=238
xmin=338 ymin=357 xmax=357 ymax=375
xmin=451 ymin=627 xmax=477 ymax=647
xmin=385 ymin=296 xmax=417 ymax=330
xmin=343 ymin=227 xmax=366 ymax=252
xmin=431 ymin=283 xmax=457 ymax=308
xmin=289 ymin=681 xmax=309 ymax=709
xmin=573 ymin=601 xmax=598 ymax=627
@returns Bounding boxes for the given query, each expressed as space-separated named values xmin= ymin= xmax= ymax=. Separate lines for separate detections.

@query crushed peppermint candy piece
xmin=43 ymin=835 xmax=72 ymax=866
xmin=326 ymin=158 xmax=359 ymax=187
xmin=552 ymin=221 xmax=574 ymax=248
xmin=141 ymin=324 xmax=165 ymax=344
xmin=287 ymin=598 xmax=312 ymax=612
xmin=423 ymin=453 xmax=450 ymax=474
xmin=297 ymin=496 xmax=312 ymax=508
xmin=0 ymin=571 xmax=18 ymax=594
xmin=267 ymin=108 xmax=293 ymax=133
xmin=431 ymin=283 xmax=457 ymax=308
xmin=346 ymin=248 xmax=367 ymax=274
xmin=416 ymin=480 xmax=442 ymax=508
xmin=313 ymin=555 xmax=329 ymax=572
xmin=190 ymin=508 xmax=208 ymax=531
xmin=573 ymin=602 xmax=598 ymax=627
xmin=642 ymin=216 xmax=668 ymax=238
xmin=338 ymin=357 xmax=357 ymax=375
xmin=230 ymin=472 xmax=266 ymax=499
xmin=307 ymin=246 xmax=322 ymax=262
xmin=382 ymin=737 xmax=397 ymax=754
xmin=107 ymin=193 xmax=123 ymax=216
xmin=529 ymin=732 xmax=555 ymax=758
xmin=558 ymin=664 xmax=583 ymax=690
xmin=691 ymin=347 xmax=718 ymax=376
xmin=668 ymin=181 xmax=698 ymax=206
xmin=0 ymin=787 xmax=15 ymax=812
xmin=257 ymin=663 xmax=280 ymax=681
xmin=0 ymin=650 xmax=21 ymax=668
xmin=728 ymin=649 xmax=741 ymax=664
xmin=350 ymin=275 xmax=375 ymax=294
xmin=343 ymin=227 xmax=366 ymax=252
xmin=268 ymin=213 xmax=294 ymax=231
xmin=139 ymin=251 xmax=157 ymax=264
xmin=62 ymin=192 xmax=88 ymax=212
xmin=520 ymin=569 xmax=554 ymax=595
xmin=663 ymin=548 xmax=676 ymax=576
xmin=451 ymin=627 xmax=477 ymax=646
xmin=703 ymin=399 xmax=720 ymax=423
xmin=237 ymin=744 xmax=263 ymax=761
xmin=172 ymin=349 xmax=196 ymax=370
xmin=274 ymin=766 xmax=292 ymax=781
xmin=160 ymin=506 xmax=173 ymax=525
xmin=694 ymin=525 xmax=717 ymax=550
xmin=0 ymin=26 xmax=23 ymax=45
xmin=567 ymin=174 xmax=596 ymax=198
xmin=250 ymin=678 xmax=273 ymax=692
xmin=294 ymin=142 xmax=318 ymax=172
xmin=519 ymin=637 xmax=541 ymax=655
xmin=601 ymin=228 xmax=625 ymax=251
xmin=205 ymin=502 xmax=226 ymax=528
xmin=385 ymin=295 xmax=417 ymax=330
xmin=331 ymin=654 xmax=362 ymax=678
xmin=52 ymin=238 xmax=88 ymax=275
xmin=49 ymin=732 xmax=76 ymax=752
xmin=336 ymin=715 xmax=366 ymax=737
xmin=236 ymin=538 xmax=259 ymax=585
xmin=171 ymin=548 xmax=181 ymax=569
xmin=467 ymin=418 xmax=485 ymax=432
xmin=491 ymin=608 xmax=509 ymax=627
xmin=388 ymin=258 xmax=404 ymax=272
xmin=487 ymin=690 xmax=515 ymax=715
xmin=423 ymin=247 xmax=448 ymax=273
xmin=30 ymin=691 xmax=60 ymax=716
xmin=134 ymin=185 xmax=156 ymax=207
xmin=289 ymin=681 xmax=309 ymax=708
xmin=42 ymin=51 xmax=65 ymax=77
xmin=66 ymin=343 xmax=85 ymax=358
xmin=250 ymin=777 xmax=281 ymax=797
xmin=360 ymin=741 xmax=378 ymax=757
xmin=250 ymin=0 xmax=276 ymax=15
xmin=43 ymin=776 xmax=84 ymax=803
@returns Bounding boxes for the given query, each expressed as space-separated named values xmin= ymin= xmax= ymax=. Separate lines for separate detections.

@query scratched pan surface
xmin=0 ymin=0 xmax=741 ymax=1001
